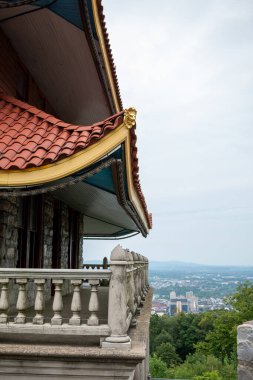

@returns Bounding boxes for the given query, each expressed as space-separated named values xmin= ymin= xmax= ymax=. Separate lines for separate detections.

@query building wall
xmin=0 ymin=28 xmax=55 ymax=114
xmin=0 ymin=28 xmax=17 ymax=97
xmin=0 ymin=197 xmax=19 ymax=269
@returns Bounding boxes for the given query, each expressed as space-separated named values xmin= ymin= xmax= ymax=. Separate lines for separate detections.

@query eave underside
xmin=0 ymin=3 xmax=115 ymax=124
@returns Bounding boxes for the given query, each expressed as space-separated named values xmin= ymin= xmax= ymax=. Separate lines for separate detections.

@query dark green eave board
xmin=84 ymin=166 xmax=115 ymax=194
xmin=34 ymin=0 xmax=83 ymax=29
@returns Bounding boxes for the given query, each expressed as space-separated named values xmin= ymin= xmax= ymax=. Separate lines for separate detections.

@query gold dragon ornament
xmin=124 ymin=107 xmax=137 ymax=129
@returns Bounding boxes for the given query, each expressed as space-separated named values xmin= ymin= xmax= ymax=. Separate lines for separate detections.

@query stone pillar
xmin=238 ymin=321 xmax=253 ymax=380
xmin=102 ymin=245 xmax=131 ymax=349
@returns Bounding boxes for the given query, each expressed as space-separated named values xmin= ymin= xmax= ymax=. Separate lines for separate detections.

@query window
xmin=68 ymin=209 xmax=80 ymax=269
xmin=17 ymin=195 xmax=43 ymax=268
xmin=52 ymin=200 xmax=62 ymax=269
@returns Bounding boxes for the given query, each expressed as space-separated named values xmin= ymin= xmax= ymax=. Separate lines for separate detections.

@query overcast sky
xmin=85 ymin=0 xmax=253 ymax=266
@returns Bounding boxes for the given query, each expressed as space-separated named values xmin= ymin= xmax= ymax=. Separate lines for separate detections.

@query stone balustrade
xmin=0 ymin=246 xmax=149 ymax=348
xmin=0 ymin=268 xmax=111 ymax=337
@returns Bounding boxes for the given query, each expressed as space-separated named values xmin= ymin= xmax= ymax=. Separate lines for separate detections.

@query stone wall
xmin=43 ymin=195 xmax=54 ymax=270
xmin=238 ymin=321 xmax=253 ymax=380
xmin=0 ymin=197 xmax=19 ymax=269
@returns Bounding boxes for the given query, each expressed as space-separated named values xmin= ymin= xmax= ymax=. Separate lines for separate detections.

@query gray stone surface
xmin=238 ymin=321 xmax=253 ymax=380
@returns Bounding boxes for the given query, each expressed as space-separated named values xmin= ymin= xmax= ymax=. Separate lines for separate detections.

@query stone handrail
xmin=0 ymin=268 xmax=111 ymax=337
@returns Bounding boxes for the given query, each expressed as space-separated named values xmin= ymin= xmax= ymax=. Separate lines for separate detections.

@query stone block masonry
xmin=238 ymin=321 xmax=253 ymax=380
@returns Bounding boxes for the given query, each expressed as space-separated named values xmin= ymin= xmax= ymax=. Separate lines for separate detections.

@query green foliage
xmin=173 ymin=313 xmax=205 ymax=360
xmin=196 ymin=310 xmax=239 ymax=362
xmin=166 ymin=352 xmax=236 ymax=380
xmin=149 ymin=354 xmax=169 ymax=378
xmin=150 ymin=314 xmax=176 ymax=354
xmin=156 ymin=342 xmax=181 ymax=367
xmin=226 ymin=281 xmax=253 ymax=321
xmin=193 ymin=370 xmax=222 ymax=380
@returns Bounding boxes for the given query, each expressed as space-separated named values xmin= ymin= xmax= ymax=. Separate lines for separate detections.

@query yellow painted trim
xmin=91 ymin=0 xmax=120 ymax=113
xmin=0 ymin=123 xmax=149 ymax=231
xmin=0 ymin=124 xmax=127 ymax=186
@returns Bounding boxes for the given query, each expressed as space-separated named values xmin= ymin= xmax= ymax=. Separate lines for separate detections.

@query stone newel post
xmin=102 ymin=245 xmax=131 ymax=349
xmin=237 ymin=321 xmax=253 ymax=379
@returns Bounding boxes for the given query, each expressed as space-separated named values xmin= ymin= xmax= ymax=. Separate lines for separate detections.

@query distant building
xmin=168 ymin=291 xmax=198 ymax=315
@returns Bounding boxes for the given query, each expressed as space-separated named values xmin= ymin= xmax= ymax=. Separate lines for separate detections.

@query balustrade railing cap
xmin=110 ymin=244 xmax=126 ymax=261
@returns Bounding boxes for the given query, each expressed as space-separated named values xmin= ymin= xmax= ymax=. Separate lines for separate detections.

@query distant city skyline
xmin=85 ymin=0 xmax=253 ymax=266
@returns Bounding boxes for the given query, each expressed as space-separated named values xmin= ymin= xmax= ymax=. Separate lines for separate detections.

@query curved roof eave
xmin=0 ymin=95 xmax=152 ymax=230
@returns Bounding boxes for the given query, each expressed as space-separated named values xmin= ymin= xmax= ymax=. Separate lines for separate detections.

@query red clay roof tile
xmin=0 ymin=95 xmax=123 ymax=171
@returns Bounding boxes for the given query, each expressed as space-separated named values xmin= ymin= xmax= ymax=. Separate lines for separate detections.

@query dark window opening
xmin=68 ymin=209 xmax=80 ymax=269
xmin=52 ymin=200 xmax=62 ymax=269
xmin=17 ymin=195 xmax=44 ymax=268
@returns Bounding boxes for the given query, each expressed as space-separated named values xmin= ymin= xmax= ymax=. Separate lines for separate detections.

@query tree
xmin=196 ymin=310 xmax=240 ymax=362
xmin=149 ymin=354 xmax=169 ymax=378
xmin=150 ymin=314 xmax=177 ymax=354
xmin=166 ymin=352 xmax=236 ymax=380
xmin=226 ymin=281 xmax=253 ymax=322
xmin=173 ymin=313 xmax=205 ymax=360
xmin=194 ymin=370 xmax=222 ymax=380
xmin=156 ymin=342 xmax=181 ymax=367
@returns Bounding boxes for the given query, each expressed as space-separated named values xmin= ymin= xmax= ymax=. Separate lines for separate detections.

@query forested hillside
xmin=149 ymin=282 xmax=253 ymax=379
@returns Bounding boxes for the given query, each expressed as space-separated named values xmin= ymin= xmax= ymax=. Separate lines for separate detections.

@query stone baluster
xmin=137 ymin=253 xmax=144 ymax=304
xmin=131 ymin=251 xmax=138 ymax=311
xmin=128 ymin=251 xmax=137 ymax=327
xmin=132 ymin=251 xmax=141 ymax=314
xmin=137 ymin=253 xmax=143 ymax=306
xmin=33 ymin=279 xmax=46 ymax=325
xmin=103 ymin=256 xmax=109 ymax=269
xmin=125 ymin=249 xmax=131 ymax=312
xmin=69 ymin=279 xmax=82 ymax=325
xmin=140 ymin=255 xmax=146 ymax=302
xmin=0 ymin=279 xmax=9 ymax=323
xmin=102 ymin=245 xmax=131 ymax=349
xmin=145 ymin=256 xmax=149 ymax=292
xmin=142 ymin=256 xmax=147 ymax=295
xmin=15 ymin=278 xmax=28 ymax=324
xmin=51 ymin=279 xmax=63 ymax=325
xmin=88 ymin=279 xmax=99 ymax=325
